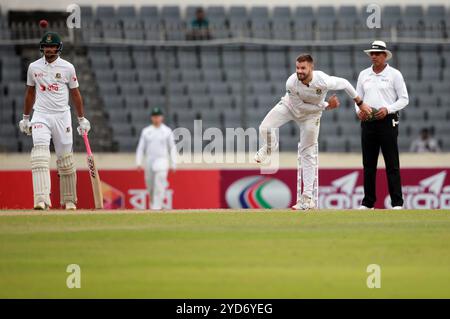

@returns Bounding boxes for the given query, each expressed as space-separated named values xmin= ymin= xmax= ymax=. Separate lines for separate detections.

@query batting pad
xmin=31 ymin=145 xmax=51 ymax=207
xmin=57 ymin=153 xmax=77 ymax=205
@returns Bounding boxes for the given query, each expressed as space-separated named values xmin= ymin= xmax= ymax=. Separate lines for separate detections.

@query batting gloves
xmin=19 ymin=114 xmax=32 ymax=136
xmin=77 ymin=117 xmax=91 ymax=135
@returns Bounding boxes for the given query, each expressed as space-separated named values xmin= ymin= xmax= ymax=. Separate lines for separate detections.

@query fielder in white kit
xmin=255 ymin=54 xmax=372 ymax=210
xmin=18 ymin=32 xmax=91 ymax=210
xmin=136 ymin=107 xmax=177 ymax=210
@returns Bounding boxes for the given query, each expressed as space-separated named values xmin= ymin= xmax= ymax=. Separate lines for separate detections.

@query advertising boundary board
xmin=1 ymin=168 xmax=449 ymax=209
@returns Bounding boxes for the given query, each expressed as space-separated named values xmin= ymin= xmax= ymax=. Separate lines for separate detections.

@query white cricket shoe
xmin=358 ymin=205 xmax=374 ymax=210
xmin=65 ymin=202 xmax=77 ymax=210
xmin=254 ymin=146 xmax=270 ymax=164
xmin=34 ymin=202 xmax=49 ymax=210
xmin=292 ymin=195 xmax=316 ymax=211
xmin=392 ymin=206 xmax=403 ymax=210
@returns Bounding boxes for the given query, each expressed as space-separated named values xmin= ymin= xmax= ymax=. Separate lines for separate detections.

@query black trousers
xmin=361 ymin=114 xmax=403 ymax=208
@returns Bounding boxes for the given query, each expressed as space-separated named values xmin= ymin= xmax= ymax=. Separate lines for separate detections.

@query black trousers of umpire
xmin=361 ymin=113 xmax=403 ymax=208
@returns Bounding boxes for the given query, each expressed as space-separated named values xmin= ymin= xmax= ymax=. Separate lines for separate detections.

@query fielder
xmin=136 ymin=107 xmax=177 ymax=210
xmin=18 ymin=32 xmax=90 ymax=210
xmin=255 ymin=54 xmax=372 ymax=210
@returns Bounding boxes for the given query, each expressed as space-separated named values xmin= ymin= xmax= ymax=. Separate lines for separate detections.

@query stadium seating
xmin=1 ymin=5 xmax=449 ymax=152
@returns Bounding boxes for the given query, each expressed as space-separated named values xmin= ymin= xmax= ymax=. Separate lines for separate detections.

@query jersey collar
xmin=300 ymin=71 xmax=315 ymax=87
xmin=370 ymin=63 xmax=390 ymax=76
xmin=43 ymin=56 xmax=60 ymax=67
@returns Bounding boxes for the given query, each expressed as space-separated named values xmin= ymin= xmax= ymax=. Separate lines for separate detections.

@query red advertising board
xmin=0 ymin=170 xmax=221 ymax=209
xmin=1 ymin=168 xmax=449 ymax=209
xmin=220 ymin=168 xmax=450 ymax=209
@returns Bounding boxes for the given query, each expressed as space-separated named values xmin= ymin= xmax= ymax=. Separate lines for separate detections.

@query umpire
xmin=355 ymin=41 xmax=409 ymax=209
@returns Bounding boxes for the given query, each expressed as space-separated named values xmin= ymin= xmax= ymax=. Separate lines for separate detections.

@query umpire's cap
xmin=364 ymin=40 xmax=392 ymax=60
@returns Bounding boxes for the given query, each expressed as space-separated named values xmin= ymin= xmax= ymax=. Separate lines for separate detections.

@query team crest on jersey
xmin=66 ymin=127 xmax=71 ymax=133
xmin=316 ymin=89 xmax=322 ymax=95
xmin=55 ymin=73 xmax=61 ymax=79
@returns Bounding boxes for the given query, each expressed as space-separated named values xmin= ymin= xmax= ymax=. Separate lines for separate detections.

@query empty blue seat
xmin=337 ymin=6 xmax=358 ymax=19
xmin=272 ymin=20 xmax=292 ymax=40
xmin=249 ymin=82 xmax=273 ymax=95
xmin=212 ymin=96 xmax=235 ymax=109
xmin=273 ymin=6 xmax=291 ymax=19
xmin=98 ymin=83 xmax=119 ymax=96
xmin=161 ymin=6 xmax=181 ymax=21
xmin=200 ymin=49 xmax=221 ymax=68
xmin=117 ymin=6 xmax=136 ymax=18
xmin=207 ymin=82 xmax=229 ymax=95
xmin=223 ymin=50 xmax=242 ymax=68
xmin=116 ymin=70 xmax=136 ymax=82
xmin=249 ymin=7 xmax=269 ymax=20
xmin=245 ymin=51 xmax=265 ymax=66
xmin=426 ymin=5 xmax=446 ymax=19
xmin=294 ymin=6 xmax=314 ymax=21
xmin=141 ymin=83 xmax=164 ymax=96
xmin=186 ymin=83 xmax=208 ymax=95
xmin=293 ymin=8 xmax=314 ymax=40
xmin=120 ymin=83 xmax=141 ymax=96
xmin=203 ymin=69 xmax=223 ymax=82
xmin=250 ymin=20 xmax=271 ymax=39
xmin=382 ymin=5 xmax=402 ymax=27
xmin=124 ymin=96 xmax=146 ymax=109
xmin=207 ymin=6 xmax=226 ymax=18
xmin=404 ymin=5 xmax=423 ymax=23
xmin=136 ymin=69 xmax=160 ymax=82
xmin=316 ymin=6 xmax=336 ymax=21
xmin=80 ymin=6 xmax=94 ymax=20
xmin=229 ymin=6 xmax=247 ymax=19
xmin=224 ymin=69 xmax=242 ymax=81
xmin=96 ymin=6 xmax=115 ymax=19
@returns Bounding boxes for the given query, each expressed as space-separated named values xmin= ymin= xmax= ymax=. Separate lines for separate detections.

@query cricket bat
xmin=82 ymin=132 xmax=104 ymax=209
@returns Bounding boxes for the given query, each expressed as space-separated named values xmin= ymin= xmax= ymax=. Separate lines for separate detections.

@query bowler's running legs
xmin=295 ymin=114 xmax=321 ymax=206
xmin=256 ymin=102 xmax=294 ymax=162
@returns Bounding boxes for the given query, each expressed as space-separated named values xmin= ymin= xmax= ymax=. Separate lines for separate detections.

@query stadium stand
xmin=0 ymin=5 xmax=449 ymax=152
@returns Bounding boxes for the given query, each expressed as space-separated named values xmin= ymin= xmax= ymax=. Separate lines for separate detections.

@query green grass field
xmin=0 ymin=209 xmax=449 ymax=298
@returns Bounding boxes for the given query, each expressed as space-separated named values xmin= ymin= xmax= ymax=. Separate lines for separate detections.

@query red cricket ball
xmin=39 ymin=19 xmax=48 ymax=28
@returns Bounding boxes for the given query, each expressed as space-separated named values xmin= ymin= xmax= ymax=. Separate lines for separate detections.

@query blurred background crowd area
xmin=0 ymin=3 xmax=449 ymax=153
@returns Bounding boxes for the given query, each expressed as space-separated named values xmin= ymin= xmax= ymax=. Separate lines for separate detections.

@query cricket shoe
xmin=358 ymin=205 xmax=374 ymax=210
xmin=254 ymin=146 xmax=270 ymax=164
xmin=65 ymin=202 xmax=77 ymax=210
xmin=34 ymin=202 xmax=49 ymax=210
xmin=392 ymin=206 xmax=403 ymax=210
xmin=292 ymin=195 xmax=316 ymax=211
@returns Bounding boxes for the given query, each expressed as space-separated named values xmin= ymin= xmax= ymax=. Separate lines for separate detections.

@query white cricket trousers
xmin=259 ymin=102 xmax=321 ymax=201
xmin=144 ymin=168 xmax=168 ymax=210
xmin=31 ymin=110 xmax=73 ymax=155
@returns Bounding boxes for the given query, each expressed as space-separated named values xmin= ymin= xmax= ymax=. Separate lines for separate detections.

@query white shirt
xmin=27 ymin=56 xmax=79 ymax=113
xmin=136 ymin=123 xmax=177 ymax=171
xmin=355 ymin=64 xmax=409 ymax=114
xmin=409 ymin=137 xmax=440 ymax=153
xmin=281 ymin=70 xmax=358 ymax=117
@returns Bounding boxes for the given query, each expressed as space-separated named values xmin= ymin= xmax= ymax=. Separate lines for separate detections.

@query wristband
xmin=356 ymin=100 xmax=364 ymax=107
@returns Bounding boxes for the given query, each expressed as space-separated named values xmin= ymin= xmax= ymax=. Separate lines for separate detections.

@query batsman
xmin=18 ymin=32 xmax=91 ymax=210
